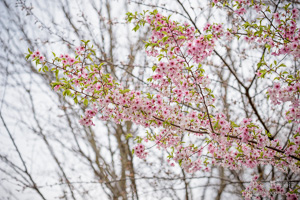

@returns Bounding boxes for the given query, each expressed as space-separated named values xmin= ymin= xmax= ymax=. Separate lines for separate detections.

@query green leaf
xmin=126 ymin=133 xmax=133 ymax=139
xmin=146 ymin=92 xmax=153 ymax=99
xmin=120 ymin=89 xmax=130 ymax=94
xmin=74 ymin=97 xmax=78 ymax=104
xmin=152 ymin=65 xmax=157 ymax=72
xmin=133 ymin=24 xmax=140 ymax=32
xmin=162 ymin=36 xmax=169 ymax=42
xmin=55 ymin=69 xmax=59 ymax=79
xmin=178 ymin=159 xmax=182 ymax=166
xmin=284 ymin=3 xmax=291 ymax=10
xmin=84 ymin=99 xmax=88 ymax=106
xmin=63 ymin=90 xmax=67 ymax=96
xmin=25 ymin=54 xmax=30 ymax=60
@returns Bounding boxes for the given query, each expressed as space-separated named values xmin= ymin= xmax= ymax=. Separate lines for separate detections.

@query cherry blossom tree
xmin=27 ymin=0 xmax=300 ymax=199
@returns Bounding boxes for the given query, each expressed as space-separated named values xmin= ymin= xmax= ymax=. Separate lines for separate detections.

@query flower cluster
xmin=75 ymin=46 xmax=85 ymax=55
xmin=134 ymin=144 xmax=147 ymax=159
xmin=243 ymin=175 xmax=299 ymax=199
xmin=31 ymin=50 xmax=44 ymax=62
xmin=243 ymin=175 xmax=268 ymax=199
xmin=217 ymin=0 xmax=300 ymax=58
xmin=59 ymin=54 xmax=77 ymax=65
xmin=268 ymin=82 xmax=300 ymax=123
xmin=79 ymin=105 xmax=97 ymax=126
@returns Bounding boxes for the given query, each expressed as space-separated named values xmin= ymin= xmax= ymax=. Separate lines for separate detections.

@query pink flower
xmin=273 ymin=12 xmax=279 ymax=19
xmin=31 ymin=53 xmax=37 ymax=59
xmin=292 ymin=8 xmax=298 ymax=16
xmin=158 ymin=62 xmax=165 ymax=67
xmin=68 ymin=57 xmax=75 ymax=64
xmin=235 ymin=8 xmax=246 ymax=15
xmin=54 ymin=85 xmax=61 ymax=91
xmin=254 ymin=4 xmax=261 ymax=12
xmin=39 ymin=56 xmax=45 ymax=62
xmin=273 ymin=83 xmax=280 ymax=90
xmin=34 ymin=50 xmax=40 ymax=56
xmin=256 ymin=71 xmax=262 ymax=77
